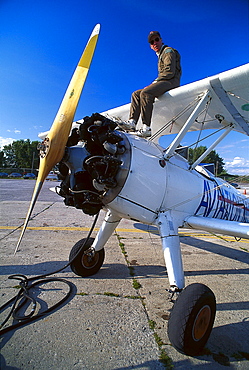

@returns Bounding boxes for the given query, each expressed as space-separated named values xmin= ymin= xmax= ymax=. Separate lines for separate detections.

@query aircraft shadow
xmin=134 ymin=222 xmax=249 ymax=264
xmin=0 ymin=261 xmax=132 ymax=279
xmin=2 ymin=221 xmax=247 ymax=278
xmin=207 ymin=320 xmax=249 ymax=360
xmin=1 ymin=260 xmax=248 ymax=281
xmin=180 ymin=235 xmax=249 ymax=264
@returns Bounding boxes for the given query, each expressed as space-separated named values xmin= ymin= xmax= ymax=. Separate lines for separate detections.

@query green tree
xmin=189 ymin=146 xmax=225 ymax=175
xmin=1 ymin=139 xmax=40 ymax=169
xmin=0 ymin=151 xmax=5 ymax=167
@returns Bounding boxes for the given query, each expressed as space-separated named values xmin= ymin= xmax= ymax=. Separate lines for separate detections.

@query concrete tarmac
xmin=0 ymin=179 xmax=249 ymax=369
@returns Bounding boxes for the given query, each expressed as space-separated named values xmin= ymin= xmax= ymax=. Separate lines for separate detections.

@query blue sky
xmin=0 ymin=0 xmax=248 ymax=175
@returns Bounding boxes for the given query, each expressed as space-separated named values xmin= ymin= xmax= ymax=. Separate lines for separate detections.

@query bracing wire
xmin=149 ymin=95 xmax=202 ymax=141
xmin=192 ymin=98 xmax=212 ymax=161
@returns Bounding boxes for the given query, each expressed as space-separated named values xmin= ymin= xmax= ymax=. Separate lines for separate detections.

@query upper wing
xmin=102 ymin=63 xmax=249 ymax=138
xmin=39 ymin=63 xmax=249 ymax=140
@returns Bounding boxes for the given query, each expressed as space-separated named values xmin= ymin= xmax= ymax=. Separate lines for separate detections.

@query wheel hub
xmin=192 ymin=305 xmax=211 ymax=341
xmin=82 ymin=248 xmax=99 ymax=269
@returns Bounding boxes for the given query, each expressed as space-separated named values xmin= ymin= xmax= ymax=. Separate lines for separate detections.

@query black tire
xmin=168 ymin=283 xmax=216 ymax=356
xmin=69 ymin=237 xmax=105 ymax=277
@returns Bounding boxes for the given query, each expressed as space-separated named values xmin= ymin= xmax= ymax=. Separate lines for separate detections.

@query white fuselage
xmin=106 ymin=133 xmax=248 ymax=228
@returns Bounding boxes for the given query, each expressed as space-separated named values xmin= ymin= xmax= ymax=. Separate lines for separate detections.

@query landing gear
xmin=168 ymin=283 xmax=216 ymax=356
xmin=69 ymin=237 xmax=105 ymax=277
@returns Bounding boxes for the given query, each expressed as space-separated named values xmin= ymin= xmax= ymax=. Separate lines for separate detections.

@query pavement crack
xmin=76 ymin=291 xmax=143 ymax=300
xmin=114 ymin=230 xmax=173 ymax=369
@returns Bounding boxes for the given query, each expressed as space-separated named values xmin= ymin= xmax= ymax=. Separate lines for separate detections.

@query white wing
xmin=39 ymin=64 xmax=249 ymax=140
xmin=102 ymin=63 xmax=249 ymax=138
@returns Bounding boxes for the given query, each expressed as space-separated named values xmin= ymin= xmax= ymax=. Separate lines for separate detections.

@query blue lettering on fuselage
xmin=195 ymin=180 xmax=249 ymax=223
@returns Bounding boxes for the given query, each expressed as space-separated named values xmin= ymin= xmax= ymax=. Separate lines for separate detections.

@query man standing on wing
xmin=123 ymin=31 xmax=182 ymax=137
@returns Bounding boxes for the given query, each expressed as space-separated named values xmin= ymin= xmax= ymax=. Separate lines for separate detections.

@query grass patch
xmin=124 ymin=295 xmax=141 ymax=299
xmin=76 ymin=291 xmax=145 ymax=300
xmin=154 ymin=332 xmax=165 ymax=347
xmin=120 ymin=243 xmax=128 ymax=258
xmin=104 ymin=292 xmax=120 ymax=297
xmin=159 ymin=350 xmax=174 ymax=369
xmin=132 ymin=278 xmax=142 ymax=290
xmin=115 ymin=231 xmax=142 ymax=288
xmin=240 ymin=246 xmax=248 ymax=252
xmin=212 ymin=352 xmax=230 ymax=366
xmin=148 ymin=320 xmax=156 ymax=330
xmin=153 ymin=331 xmax=173 ymax=369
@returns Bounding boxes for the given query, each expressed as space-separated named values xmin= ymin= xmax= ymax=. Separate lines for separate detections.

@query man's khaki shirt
xmin=155 ymin=45 xmax=182 ymax=84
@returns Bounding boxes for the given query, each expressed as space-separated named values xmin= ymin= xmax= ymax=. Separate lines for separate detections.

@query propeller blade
xmin=15 ymin=24 xmax=100 ymax=254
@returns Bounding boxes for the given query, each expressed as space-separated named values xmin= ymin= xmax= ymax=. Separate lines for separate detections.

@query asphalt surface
xmin=0 ymin=179 xmax=249 ymax=369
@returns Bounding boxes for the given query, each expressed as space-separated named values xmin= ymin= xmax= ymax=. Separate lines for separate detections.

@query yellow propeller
xmin=15 ymin=24 xmax=100 ymax=254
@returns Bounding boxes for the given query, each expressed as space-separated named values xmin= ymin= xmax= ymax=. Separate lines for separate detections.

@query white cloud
xmin=0 ymin=136 xmax=15 ymax=149
xmin=225 ymin=156 xmax=249 ymax=175
xmin=5 ymin=129 xmax=21 ymax=135
xmin=218 ymin=138 xmax=249 ymax=153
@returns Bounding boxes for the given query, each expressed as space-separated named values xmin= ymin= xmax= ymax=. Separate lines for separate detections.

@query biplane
xmin=16 ymin=24 xmax=249 ymax=355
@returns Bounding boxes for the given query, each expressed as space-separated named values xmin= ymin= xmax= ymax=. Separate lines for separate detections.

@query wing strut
xmin=163 ymin=90 xmax=211 ymax=159
xmin=189 ymin=124 xmax=233 ymax=170
xmin=210 ymin=77 xmax=249 ymax=135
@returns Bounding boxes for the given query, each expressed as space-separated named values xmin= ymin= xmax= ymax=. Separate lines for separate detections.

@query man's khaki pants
xmin=129 ymin=79 xmax=179 ymax=126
